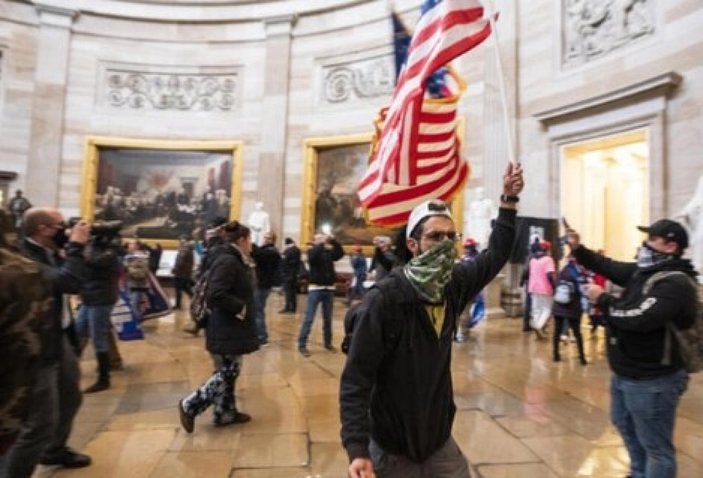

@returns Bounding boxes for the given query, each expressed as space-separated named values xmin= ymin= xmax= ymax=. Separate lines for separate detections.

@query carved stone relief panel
xmin=100 ymin=63 xmax=241 ymax=111
xmin=562 ymin=0 xmax=655 ymax=68
xmin=320 ymin=54 xmax=394 ymax=105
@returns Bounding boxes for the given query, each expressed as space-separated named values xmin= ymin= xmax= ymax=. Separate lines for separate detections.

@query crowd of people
xmin=1 ymin=158 xmax=699 ymax=478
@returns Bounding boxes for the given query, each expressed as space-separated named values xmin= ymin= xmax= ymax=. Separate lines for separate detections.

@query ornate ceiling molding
xmin=534 ymin=71 xmax=682 ymax=126
xmin=28 ymin=0 xmax=373 ymax=23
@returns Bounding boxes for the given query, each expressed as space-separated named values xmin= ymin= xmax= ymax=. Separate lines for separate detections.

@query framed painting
xmin=80 ymin=136 xmax=243 ymax=248
xmin=300 ymin=133 xmax=464 ymax=253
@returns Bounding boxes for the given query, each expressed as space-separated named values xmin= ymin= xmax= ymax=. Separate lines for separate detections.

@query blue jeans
xmin=610 ymin=369 xmax=688 ymax=478
xmin=298 ymin=289 xmax=334 ymax=348
xmin=75 ymin=304 xmax=114 ymax=353
xmin=255 ymin=287 xmax=271 ymax=343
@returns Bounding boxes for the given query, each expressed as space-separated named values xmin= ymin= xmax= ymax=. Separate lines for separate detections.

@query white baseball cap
xmin=406 ymin=199 xmax=453 ymax=239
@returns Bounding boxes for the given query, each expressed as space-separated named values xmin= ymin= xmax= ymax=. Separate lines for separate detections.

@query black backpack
xmin=189 ymin=268 xmax=212 ymax=326
xmin=341 ymin=278 xmax=405 ymax=355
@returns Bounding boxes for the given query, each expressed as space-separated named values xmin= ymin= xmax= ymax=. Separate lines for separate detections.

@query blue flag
xmin=391 ymin=12 xmax=411 ymax=82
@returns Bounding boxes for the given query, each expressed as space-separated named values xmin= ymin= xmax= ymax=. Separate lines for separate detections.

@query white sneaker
xmin=560 ymin=335 xmax=569 ymax=343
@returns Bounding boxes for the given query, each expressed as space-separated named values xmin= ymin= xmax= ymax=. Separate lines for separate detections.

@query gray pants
xmin=0 ymin=337 xmax=82 ymax=478
xmin=370 ymin=437 xmax=470 ymax=478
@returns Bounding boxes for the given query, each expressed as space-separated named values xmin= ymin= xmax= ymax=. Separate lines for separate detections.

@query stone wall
xmin=0 ymin=0 xmax=701 ymax=241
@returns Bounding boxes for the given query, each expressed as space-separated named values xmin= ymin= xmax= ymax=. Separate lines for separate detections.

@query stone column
xmin=258 ymin=15 xmax=295 ymax=238
xmin=482 ymin=1 xmax=517 ymax=201
xmin=25 ymin=4 xmax=77 ymax=207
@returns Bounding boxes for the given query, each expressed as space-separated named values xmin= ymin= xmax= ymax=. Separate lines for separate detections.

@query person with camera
xmin=0 ymin=208 xmax=91 ymax=477
xmin=75 ymin=226 xmax=122 ymax=394
xmin=297 ymin=233 xmax=344 ymax=357
xmin=565 ymin=221 xmax=697 ymax=478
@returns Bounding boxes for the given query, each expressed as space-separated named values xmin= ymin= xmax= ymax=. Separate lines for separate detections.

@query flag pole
xmin=487 ymin=7 xmax=517 ymax=166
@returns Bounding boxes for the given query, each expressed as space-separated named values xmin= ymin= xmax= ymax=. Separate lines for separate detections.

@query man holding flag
xmin=340 ymin=163 xmax=523 ymax=477
xmin=340 ymin=1 xmax=522 ymax=476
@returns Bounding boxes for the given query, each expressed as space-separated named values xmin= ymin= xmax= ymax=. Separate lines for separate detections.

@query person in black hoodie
xmin=340 ymin=162 xmax=523 ymax=478
xmin=178 ymin=221 xmax=259 ymax=432
xmin=297 ymin=233 xmax=344 ymax=357
xmin=279 ymin=237 xmax=301 ymax=313
xmin=566 ymin=219 xmax=697 ymax=478
xmin=1 ymin=208 xmax=91 ymax=477
xmin=252 ymin=231 xmax=281 ymax=345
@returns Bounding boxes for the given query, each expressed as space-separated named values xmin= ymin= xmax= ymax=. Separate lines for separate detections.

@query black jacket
xmin=281 ymin=245 xmax=301 ymax=281
xmin=23 ymin=239 xmax=86 ymax=363
xmin=307 ymin=239 xmax=344 ymax=286
xmin=252 ymin=243 xmax=282 ymax=289
xmin=573 ymin=246 xmax=697 ymax=379
xmin=205 ymin=245 xmax=259 ymax=356
xmin=340 ymin=207 xmax=516 ymax=463
xmin=80 ymin=244 xmax=119 ymax=306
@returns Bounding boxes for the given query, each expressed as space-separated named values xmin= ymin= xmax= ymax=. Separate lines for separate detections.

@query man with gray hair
xmin=0 ymin=208 xmax=91 ymax=477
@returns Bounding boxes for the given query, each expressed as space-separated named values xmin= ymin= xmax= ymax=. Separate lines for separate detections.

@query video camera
xmin=68 ymin=217 xmax=123 ymax=246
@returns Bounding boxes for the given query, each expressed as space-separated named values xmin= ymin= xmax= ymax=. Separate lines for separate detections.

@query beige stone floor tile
xmin=678 ymin=453 xmax=703 ymax=478
xmin=541 ymin=397 xmax=616 ymax=442
xmin=309 ymin=442 xmax=349 ymax=477
xmin=47 ymin=296 xmax=703 ymax=478
xmin=232 ymin=433 xmax=309 ymax=468
xmin=675 ymin=416 xmax=703 ymax=462
xmin=169 ymin=427 xmax=242 ymax=452
xmin=105 ymin=408 xmax=180 ymax=431
xmin=54 ymin=429 xmax=175 ymax=478
xmin=522 ymin=436 xmax=629 ymax=477
xmin=230 ymin=468 xmax=311 ymax=478
xmin=453 ymin=410 xmax=539 ymax=464
xmin=128 ymin=362 xmax=191 ymax=384
xmin=115 ymin=381 xmax=190 ymax=414
xmin=149 ymin=450 xmax=233 ymax=478
xmin=308 ymin=416 xmax=342 ymax=443
xmin=495 ymin=414 xmax=572 ymax=439
xmin=454 ymin=389 xmax=529 ymax=416
xmin=476 ymin=463 xmax=559 ymax=478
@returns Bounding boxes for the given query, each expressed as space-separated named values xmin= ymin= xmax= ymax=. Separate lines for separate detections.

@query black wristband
xmin=500 ymin=194 xmax=520 ymax=203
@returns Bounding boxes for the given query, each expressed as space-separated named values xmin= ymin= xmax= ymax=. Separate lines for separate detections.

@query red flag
xmin=359 ymin=0 xmax=492 ymax=226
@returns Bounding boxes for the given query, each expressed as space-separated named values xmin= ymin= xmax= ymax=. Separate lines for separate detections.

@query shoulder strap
xmin=643 ymin=270 xmax=695 ymax=295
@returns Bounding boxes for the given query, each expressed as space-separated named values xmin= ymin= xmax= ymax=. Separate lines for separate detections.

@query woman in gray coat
xmin=178 ymin=221 xmax=259 ymax=432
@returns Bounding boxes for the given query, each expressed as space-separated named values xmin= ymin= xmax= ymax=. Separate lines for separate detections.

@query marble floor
xmin=35 ymin=292 xmax=703 ymax=478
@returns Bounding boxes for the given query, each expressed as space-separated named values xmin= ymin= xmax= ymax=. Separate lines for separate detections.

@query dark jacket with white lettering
xmin=340 ymin=208 xmax=516 ymax=464
xmin=572 ymin=246 xmax=697 ymax=379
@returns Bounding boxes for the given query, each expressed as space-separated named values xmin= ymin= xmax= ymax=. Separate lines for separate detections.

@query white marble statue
xmin=677 ymin=175 xmax=703 ymax=278
xmin=467 ymin=187 xmax=497 ymax=251
xmin=248 ymin=201 xmax=271 ymax=246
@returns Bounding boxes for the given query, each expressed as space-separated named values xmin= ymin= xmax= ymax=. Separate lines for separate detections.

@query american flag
xmin=359 ymin=0 xmax=492 ymax=226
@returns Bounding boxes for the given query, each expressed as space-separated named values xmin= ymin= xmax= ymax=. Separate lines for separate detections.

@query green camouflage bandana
xmin=403 ymin=239 xmax=457 ymax=304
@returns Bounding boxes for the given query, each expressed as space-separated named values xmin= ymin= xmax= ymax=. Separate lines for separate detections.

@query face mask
xmin=636 ymin=241 xmax=672 ymax=269
xmin=403 ymin=239 xmax=457 ymax=304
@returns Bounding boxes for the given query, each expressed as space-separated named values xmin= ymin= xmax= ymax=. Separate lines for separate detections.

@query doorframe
xmin=535 ymin=71 xmax=681 ymax=222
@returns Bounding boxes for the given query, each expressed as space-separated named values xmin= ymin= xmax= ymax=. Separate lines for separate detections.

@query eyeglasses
xmin=423 ymin=230 xmax=461 ymax=242
xmin=45 ymin=222 xmax=65 ymax=230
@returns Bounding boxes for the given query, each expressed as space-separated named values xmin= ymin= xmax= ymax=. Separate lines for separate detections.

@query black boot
xmin=84 ymin=352 xmax=110 ymax=393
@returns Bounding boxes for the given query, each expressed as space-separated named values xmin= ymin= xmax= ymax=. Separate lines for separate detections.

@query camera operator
xmin=75 ymin=221 xmax=122 ymax=394
xmin=0 ymin=208 xmax=91 ymax=477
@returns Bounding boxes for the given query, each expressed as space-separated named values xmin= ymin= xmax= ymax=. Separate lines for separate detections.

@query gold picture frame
xmin=80 ymin=136 xmax=243 ymax=248
xmin=300 ymin=133 xmax=464 ymax=254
